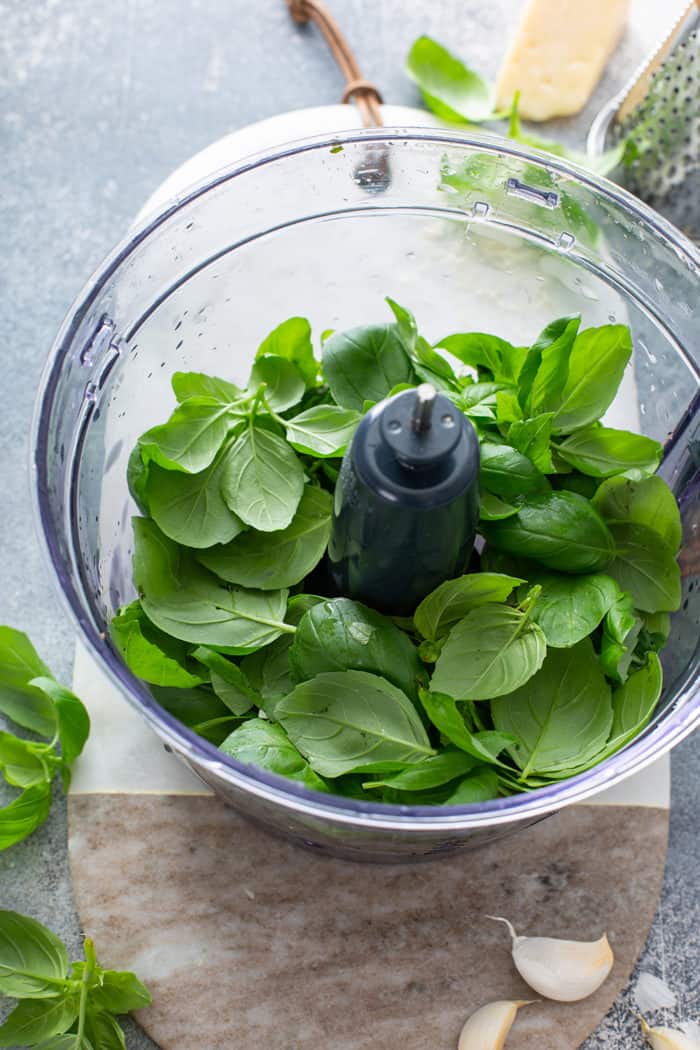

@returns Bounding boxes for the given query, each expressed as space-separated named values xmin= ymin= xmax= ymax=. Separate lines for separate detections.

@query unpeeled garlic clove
xmin=488 ymin=916 xmax=614 ymax=1002
xmin=458 ymin=999 xmax=533 ymax=1050
xmin=640 ymin=1018 xmax=700 ymax=1050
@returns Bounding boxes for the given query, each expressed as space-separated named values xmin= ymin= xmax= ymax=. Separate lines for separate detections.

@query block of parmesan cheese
xmin=495 ymin=0 xmax=629 ymax=121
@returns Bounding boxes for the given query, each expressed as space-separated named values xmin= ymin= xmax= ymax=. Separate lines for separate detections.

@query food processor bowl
xmin=33 ymin=129 xmax=700 ymax=861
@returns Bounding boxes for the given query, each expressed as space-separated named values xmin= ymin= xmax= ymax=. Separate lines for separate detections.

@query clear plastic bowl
xmin=33 ymin=128 xmax=700 ymax=861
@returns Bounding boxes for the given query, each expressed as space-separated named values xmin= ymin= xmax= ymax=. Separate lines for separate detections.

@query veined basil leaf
xmin=491 ymin=640 xmax=613 ymax=777
xmin=606 ymin=523 xmax=681 ymax=613
xmin=276 ymin=670 xmax=434 ymax=777
xmin=199 ymin=486 xmax=331 ymax=590
xmin=240 ymin=595 xmax=324 ymax=713
xmin=284 ymin=405 xmax=360 ymax=458
xmin=482 ymin=491 xmax=615 ymax=573
xmin=150 ymin=686 xmax=236 ymax=744
xmin=220 ymin=424 xmax=304 ymax=532
xmin=0 ymin=784 xmax=53 ymax=852
xmin=600 ymin=596 xmax=643 ymax=684
xmin=220 ymin=719 xmax=328 ymax=792
xmin=110 ymin=602 xmax=206 ymax=688
xmin=556 ymin=426 xmax=662 ymax=478
xmin=0 ymin=995 xmax=79 ymax=1048
xmin=249 ymin=354 xmax=306 ymax=413
xmin=419 ymin=690 xmax=515 ymax=765
xmin=406 ymin=36 xmax=495 ymax=123
xmin=139 ymin=398 xmax=239 ymax=474
xmin=289 ymin=597 xmax=423 ymax=701
xmin=479 ymin=492 xmax=519 ymax=521
xmin=431 ymin=603 xmax=546 ymax=700
xmin=386 ymin=298 xmax=457 ymax=390
xmin=83 ymin=1009 xmax=126 ymax=1050
xmin=593 ymin=475 xmax=682 ymax=551
xmin=525 ymin=572 xmax=620 ymax=648
xmin=0 ymin=734 xmax=51 ymax=790
xmin=0 ymin=910 xmax=68 ymax=999
xmin=479 ymin=442 xmax=550 ymax=500
xmin=256 ymin=316 xmax=318 ymax=387
xmin=508 ymin=413 xmax=555 ymax=473
xmin=444 ymin=767 xmax=499 ymax=803
xmin=610 ymin=653 xmax=662 ymax=744
xmin=437 ymin=333 xmax=526 ymax=384
xmin=171 ymin=372 xmax=242 ymax=405
xmin=89 ymin=969 xmax=152 ymax=1014
xmin=362 ymin=748 xmax=478 ymax=792
xmin=0 ymin=627 xmax=56 ymax=737
xmin=322 ymin=324 xmax=415 ymax=410
xmin=414 ymin=572 xmax=523 ymax=641
xmin=30 ymin=678 xmax=90 ymax=774
xmin=192 ymin=648 xmax=260 ymax=716
xmin=518 ymin=315 xmax=579 ymax=417
xmin=551 ymin=325 xmax=633 ymax=434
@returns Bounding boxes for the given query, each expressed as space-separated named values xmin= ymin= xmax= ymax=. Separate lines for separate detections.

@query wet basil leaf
xmin=220 ymin=424 xmax=304 ymax=532
xmin=322 ymin=324 xmax=415 ymax=410
xmin=556 ymin=426 xmax=662 ymax=478
xmin=593 ymin=475 xmax=682 ymax=550
xmin=606 ymin=522 xmax=681 ymax=613
xmin=414 ymin=572 xmax=523 ymax=641
xmin=525 ymin=572 xmax=620 ymax=648
xmin=479 ymin=442 xmax=550 ymax=500
xmin=284 ymin=404 xmax=360 ymax=457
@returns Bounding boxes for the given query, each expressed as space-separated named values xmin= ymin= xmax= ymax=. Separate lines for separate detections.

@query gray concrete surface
xmin=0 ymin=1 xmax=697 ymax=1047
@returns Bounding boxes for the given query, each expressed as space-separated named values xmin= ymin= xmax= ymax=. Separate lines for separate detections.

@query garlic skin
xmin=635 ymin=972 xmax=677 ymax=1014
xmin=641 ymin=1017 xmax=700 ymax=1049
xmin=488 ymin=916 xmax=614 ymax=1002
xmin=457 ymin=1000 xmax=533 ymax=1050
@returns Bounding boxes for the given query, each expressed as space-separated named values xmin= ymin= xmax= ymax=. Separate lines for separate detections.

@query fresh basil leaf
xmin=556 ymin=425 xmax=662 ymax=478
xmin=525 ymin=572 xmax=620 ymax=648
xmin=437 ymin=333 xmax=525 ymax=383
xmin=406 ymin=36 xmax=495 ymax=122
xmin=431 ymin=603 xmax=546 ymax=700
xmin=414 ymin=572 xmax=523 ymax=641
xmin=256 ymin=317 xmax=318 ymax=387
xmin=418 ymin=690 xmax=515 ymax=765
xmin=199 ymin=486 xmax=331 ymax=590
xmin=322 ymin=324 xmax=414 ymax=411
xmin=289 ymin=598 xmax=423 ymax=701
xmin=507 ymin=413 xmax=555 ymax=473
xmin=150 ymin=686 xmax=235 ymax=739
xmin=456 ymin=382 xmax=510 ymax=412
xmin=606 ymin=523 xmax=681 ymax=613
xmin=249 ymin=355 xmax=306 ymax=413
xmin=276 ymin=670 xmax=434 ymax=777
xmin=220 ymin=424 xmax=304 ymax=532
xmin=491 ymin=640 xmax=613 ymax=777
xmin=551 ymin=325 xmax=633 ymax=434
xmin=29 ymin=678 xmax=90 ymax=773
xmin=600 ymin=603 xmax=643 ymax=684
xmin=495 ymin=389 xmax=524 ymax=423
xmin=126 ymin=445 xmax=150 ymax=514
xmin=0 ymin=910 xmax=68 ymax=998
xmin=479 ymin=492 xmax=519 ymax=521
xmin=385 ymin=299 xmax=458 ymax=390
xmin=34 ymin=1035 xmax=92 ymax=1050
xmin=551 ymin=471 xmax=599 ymax=499
xmin=0 ymin=627 xmax=56 ymax=737
xmin=639 ymin=611 xmax=671 ymax=650
xmin=139 ymin=399 xmax=238 ymax=474
xmin=362 ymin=748 xmax=478 ymax=792
xmin=83 ymin=1010 xmax=126 ymax=1050
xmin=518 ymin=315 xmax=580 ymax=417
xmin=240 ymin=596 xmax=324 ymax=712
xmin=145 ymin=440 xmax=245 ymax=549
xmin=482 ymin=491 xmax=615 ymax=573
xmin=284 ymin=404 xmax=360 ymax=458
xmin=479 ymin=442 xmax=550 ymax=500
xmin=0 ymin=994 xmax=79 ymax=1047
xmin=0 ymin=782 xmax=52 ymax=851
xmin=444 ymin=767 xmax=499 ymax=804
xmin=593 ymin=475 xmax=682 ymax=550
xmin=191 ymin=648 xmax=259 ymax=716
xmin=110 ymin=602 xmax=206 ymax=688
xmin=610 ymin=653 xmax=662 ymax=744
xmin=0 ymin=734 xmax=52 ymax=789
xmin=171 ymin=372 xmax=241 ymax=405
xmin=89 ymin=969 xmax=152 ymax=1014
xmin=220 ymin=719 xmax=328 ymax=791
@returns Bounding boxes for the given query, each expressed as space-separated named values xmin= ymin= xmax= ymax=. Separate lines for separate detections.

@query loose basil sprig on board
xmin=116 ymin=299 xmax=681 ymax=804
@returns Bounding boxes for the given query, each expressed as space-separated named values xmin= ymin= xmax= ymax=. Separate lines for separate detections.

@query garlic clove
xmin=457 ymin=999 xmax=534 ymax=1050
xmin=640 ymin=1017 xmax=700 ymax=1049
xmin=487 ymin=915 xmax=614 ymax=1002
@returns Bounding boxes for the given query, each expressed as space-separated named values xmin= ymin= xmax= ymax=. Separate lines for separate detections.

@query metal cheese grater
xmin=588 ymin=0 xmax=700 ymax=241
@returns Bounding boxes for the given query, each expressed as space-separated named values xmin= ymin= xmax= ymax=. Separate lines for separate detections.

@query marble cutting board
xmin=68 ymin=104 xmax=671 ymax=1049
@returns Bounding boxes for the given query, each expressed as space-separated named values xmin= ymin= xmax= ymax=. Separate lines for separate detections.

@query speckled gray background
xmin=0 ymin=1 xmax=697 ymax=1047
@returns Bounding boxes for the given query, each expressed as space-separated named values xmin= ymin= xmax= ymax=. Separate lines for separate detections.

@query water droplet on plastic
xmin=84 ymin=382 xmax=98 ymax=403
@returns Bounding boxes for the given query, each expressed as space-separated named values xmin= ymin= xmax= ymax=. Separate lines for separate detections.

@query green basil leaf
xmin=89 ymin=969 xmax=152 ymax=1013
xmin=126 ymin=445 xmax=150 ymax=514
xmin=289 ymin=598 xmax=423 ymax=702
xmin=322 ymin=324 xmax=414 ymax=410
xmin=256 ymin=317 xmax=318 ymax=387
xmin=191 ymin=648 xmax=259 ymax=716
xmin=284 ymin=405 xmax=360 ymax=457
xmin=249 ymin=355 xmax=306 ymax=412
xmin=437 ymin=333 xmax=525 ymax=383
xmin=610 ymin=653 xmax=663 ymax=745
xmin=414 ymin=572 xmax=523 ymax=641
xmin=431 ymin=604 xmax=546 ymax=700
xmin=139 ymin=399 xmax=238 ymax=474
xmin=0 ymin=994 xmax=79 ymax=1048
xmin=0 ymin=627 xmax=56 ymax=737
xmin=508 ymin=413 xmax=555 ymax=473
xmin=405 ymin=36 xmax=495 ymax=123
xmin=600 ymin=608 xmax=643 ymax=684
xmin=479 ymin=492 xmax=520 ymax=521
xmin=220 ymin=719 xmax=328 ymax=791
xmin=29 ymin=679 xmax=90 ymax=772
xmin=199 ymin=486 xmax=331 ymax=590
xmin=593 ymin=475 xmax=682 ymax=550
xmin=362 ymin=748 xmax=478 ymax=792
xmin=491 ymin=640 xmax=613 ymax=777
xmin=145 ymin=441 xmax=245 ymax=549
xmin=551 ymin=325 xmax=633 ymax=434
xmin=479 ymin=442 xmax=550 ymax=500
xmin=150 ymin=686 xmax=236 ymax=740
xmin=444 ymin=767 xmax=499 ymax=804
xmin=551 ymin=471 xmax=599 ymax=499
xmin=34 ymin=1036 xmax=92 ymax=1050
xmin=525 ymin=572 xmax=620 ymax=648
xmin=518 ymin=315 xmax=580 ymax=417
xmin=482 ymin=491 xmax=615 ymax=573
xmin=556 ymin=425 xmax=662 ymax=478
xmin=240 ymin=596 xmax=324 ymax=713
xmin=495 ymin=389 xmax=524 ymax=423
xmin=639 ymin=611 xmax=671 ymax=650
xmin=0 ymin=782 xmax=53 ymax=852
xmin=276 ymin=671 xmax=434 ymax=777
xmin=418 ymin=690 xmax=515 ymax=765
xmin=456 ymin=382 xmax=510 ymax=411
xmin=110 ymin=602 xmax=206 ymax=688
xmin=171 ymin=372 xmax=242 ymax=405
xmin=0 ymin=910 xmax=68 ymax=998
xmin=84 ymin=1010 xmax=126 ymax=1050
xmin=606 ymin=523 xmax=681 ymax=613
xmin=220 ymin=424 xmax=304 ymax=532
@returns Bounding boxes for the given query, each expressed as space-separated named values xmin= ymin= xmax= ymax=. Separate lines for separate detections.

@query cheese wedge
xmin=495 ymin=0 xmax=629 ymax=121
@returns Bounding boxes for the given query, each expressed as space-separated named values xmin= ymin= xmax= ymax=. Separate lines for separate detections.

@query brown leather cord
xmin=286 ymin=0 xmax=384 ymax=127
